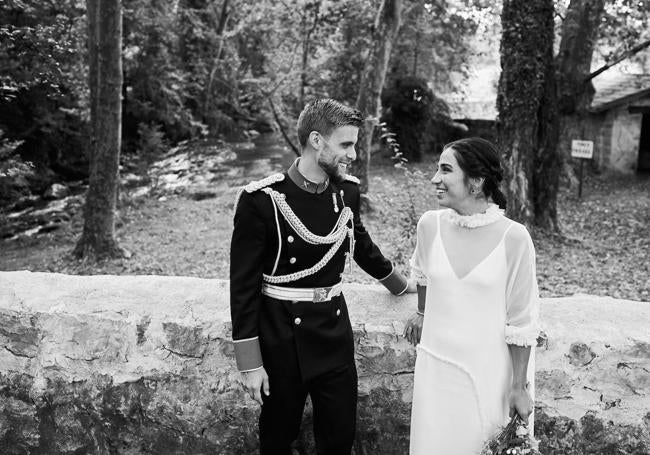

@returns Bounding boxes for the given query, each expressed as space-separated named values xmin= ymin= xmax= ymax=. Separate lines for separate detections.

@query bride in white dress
xmin=404 ymin=138 xmax=540 ymax=454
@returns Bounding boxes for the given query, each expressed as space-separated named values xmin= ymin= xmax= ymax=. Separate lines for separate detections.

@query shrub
xmin=0 ymin=129 xmax=32 ymax=205
xmin=381 ymin=76 xmax=457 ymax=161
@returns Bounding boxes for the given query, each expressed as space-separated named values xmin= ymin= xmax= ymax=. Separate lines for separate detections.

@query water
xmin=149 ymin=133 xmax=297 ymax=193
xmin=230 ymin=134 xmax=297 ymax=179
xmin=1 ymin=134 xmax=297 ymax=239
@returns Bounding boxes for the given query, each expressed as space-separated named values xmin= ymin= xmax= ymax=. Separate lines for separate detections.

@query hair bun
xmin=493 ymin=166 xmax=504 ymax=183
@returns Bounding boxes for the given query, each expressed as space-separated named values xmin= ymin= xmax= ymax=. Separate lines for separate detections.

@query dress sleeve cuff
xmin=504 ymin=324 xmax=540 ymax=347
xmin=233 ymin=336 xmax=263 ymax=371
xmin=410 ymin=267 xmax=428 ymax=287
xmin=379 ymin=266 xmax=409 ymax=295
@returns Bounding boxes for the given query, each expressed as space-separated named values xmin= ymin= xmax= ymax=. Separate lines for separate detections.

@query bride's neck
xmin=451 ymin=198 xmax=489 ymax=216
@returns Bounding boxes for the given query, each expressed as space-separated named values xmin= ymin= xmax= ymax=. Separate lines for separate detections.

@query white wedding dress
xmin=409 ymin=206 xmax=539 ymax=454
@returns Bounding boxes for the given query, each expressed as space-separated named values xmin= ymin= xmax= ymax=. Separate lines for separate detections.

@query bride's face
xmin=431 ymin=148 xmax=472 ymax=209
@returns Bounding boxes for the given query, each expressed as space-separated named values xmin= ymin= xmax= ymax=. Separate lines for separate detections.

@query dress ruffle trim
xmin=504 ymin=323 xmax=541 ymax=347
xmin=443 ymin=203 xmax=504 ymax=228
xmin=410 ymin=267 xmax=428 ymax=286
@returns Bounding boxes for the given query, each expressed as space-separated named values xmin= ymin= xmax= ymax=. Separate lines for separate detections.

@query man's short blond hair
xmin=297 ymin=99 xmax=363 ymax=148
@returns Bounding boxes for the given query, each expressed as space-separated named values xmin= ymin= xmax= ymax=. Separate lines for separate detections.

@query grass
xmin=1 ymin=156 xmax=648 ymax=302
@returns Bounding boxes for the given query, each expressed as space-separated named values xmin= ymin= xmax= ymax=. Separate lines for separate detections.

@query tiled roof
xmin=444 ymin=71 xmax=650 ymax=120
xmin=590 ymin=73 xmax=650 ymax=112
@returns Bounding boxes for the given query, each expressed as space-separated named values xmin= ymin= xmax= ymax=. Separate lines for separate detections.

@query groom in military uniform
xmin=230 ymin=99 xmax=413 ymax=454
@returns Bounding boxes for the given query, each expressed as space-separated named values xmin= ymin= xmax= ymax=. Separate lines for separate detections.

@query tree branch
xmin=267 ymin=97 xmax=300 ymax=157
xmin=585 ymin=38 xmax=650 ymax=82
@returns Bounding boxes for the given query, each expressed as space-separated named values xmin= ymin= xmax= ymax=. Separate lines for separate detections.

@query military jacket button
xmin=289 ymin=257 xmax=297 ymax=264
xmin=294 ymin=317 xmax=302 ymax=325
xmin=288 ymin=235 xmax=294 ymax=243
xmin=336 ymin=309 xmax=341 ymax=316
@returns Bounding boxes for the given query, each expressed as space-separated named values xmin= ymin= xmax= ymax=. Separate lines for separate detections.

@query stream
xmin=0 ymin=134 xmax=296 ymax=241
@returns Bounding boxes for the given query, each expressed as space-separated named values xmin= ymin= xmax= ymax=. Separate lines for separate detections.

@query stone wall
xmin=608 ymin=107 xmax=643 ymax=173
xmin=1 ymin=271 xmax=649 ymax=454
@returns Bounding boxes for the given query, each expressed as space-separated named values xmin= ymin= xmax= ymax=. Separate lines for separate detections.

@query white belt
xmin=262 ymin=282 xmax=343 ymax=303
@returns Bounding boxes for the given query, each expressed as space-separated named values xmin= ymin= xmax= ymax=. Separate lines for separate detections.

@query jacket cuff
xmin=233 ymin=336 xmax=263 ymax=371
xmin=378 ymin=266 xmax=409 ymax=295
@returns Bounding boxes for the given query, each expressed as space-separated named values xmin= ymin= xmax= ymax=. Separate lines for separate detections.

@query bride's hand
xmin=403 ymin=312 xmax=424 ymax=346
xmin=509 ymin=385 xmax=534 ymax=420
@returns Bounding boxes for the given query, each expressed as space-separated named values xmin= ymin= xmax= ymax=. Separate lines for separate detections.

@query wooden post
xmin=578 ymin=159 xmax=584 ymax=198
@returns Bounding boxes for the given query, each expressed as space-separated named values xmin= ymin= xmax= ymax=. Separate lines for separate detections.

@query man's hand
xmin=240 ymin=367 xmax=270 ymax=405
xmin=509 ymin=384 xmax=533 ymax=420
xmin=403 ymin=312 xmax=424 ymax=346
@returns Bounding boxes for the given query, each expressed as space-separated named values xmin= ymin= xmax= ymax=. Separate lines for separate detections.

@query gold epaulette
xmin=233 ymin=173 xmax=285 ymax=214
xmin=343 ymin=174 xmax=360 ymax=184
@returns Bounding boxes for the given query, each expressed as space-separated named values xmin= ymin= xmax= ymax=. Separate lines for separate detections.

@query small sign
xmin=571 ymin=140 xmax=594 ymax=159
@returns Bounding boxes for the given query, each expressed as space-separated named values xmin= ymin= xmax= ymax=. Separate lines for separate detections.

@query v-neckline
xmin=437 ymin=226 xmax=507 ymax=281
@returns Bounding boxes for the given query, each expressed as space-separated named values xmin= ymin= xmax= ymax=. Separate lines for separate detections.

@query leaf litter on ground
xmin=1 ymin=152 xmax=648 ymax=302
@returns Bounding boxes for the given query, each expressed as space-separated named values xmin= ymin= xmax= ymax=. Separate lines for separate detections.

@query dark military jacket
xmin=230 ymin=162 xmax=407 ymax=381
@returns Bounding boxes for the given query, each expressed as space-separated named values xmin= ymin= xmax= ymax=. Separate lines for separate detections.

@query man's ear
xmin=308 ymin=131 xmax=321 ymax=150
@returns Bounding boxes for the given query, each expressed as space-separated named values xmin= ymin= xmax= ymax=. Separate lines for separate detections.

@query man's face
xmin=316 ymin=125 xmax=358 ymax=183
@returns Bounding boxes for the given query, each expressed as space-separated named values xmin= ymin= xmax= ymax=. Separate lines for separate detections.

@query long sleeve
xmin=504 ymin=223 xmax=540 ymax=347
xmin=409 ymin=212 xmax=432 ymax=287
xmin=347 ymin=184 xmax=408 ymax=295
xmin=230 ymin=190 xmax=267 ymax=371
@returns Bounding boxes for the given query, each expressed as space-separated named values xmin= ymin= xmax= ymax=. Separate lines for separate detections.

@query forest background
xmin=1 ymin=0 xmax=649 ymax=301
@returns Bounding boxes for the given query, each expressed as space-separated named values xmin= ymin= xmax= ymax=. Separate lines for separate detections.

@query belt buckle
xmin=313 ymin=287 xmax=329 ymax=303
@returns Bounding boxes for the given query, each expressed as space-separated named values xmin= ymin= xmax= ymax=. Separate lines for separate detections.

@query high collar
xmin=288 ymin=158 xmax=330 ymax=194
xmin=442 ymin=203 xmax=504 ymax=228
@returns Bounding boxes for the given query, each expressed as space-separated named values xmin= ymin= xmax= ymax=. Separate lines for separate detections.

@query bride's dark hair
xmin=442 ymin=137 xmax=507 ymax=210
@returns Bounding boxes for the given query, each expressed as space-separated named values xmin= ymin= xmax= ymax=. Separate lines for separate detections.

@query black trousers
xmin=259 ymin=363 xmax=358 ymax=455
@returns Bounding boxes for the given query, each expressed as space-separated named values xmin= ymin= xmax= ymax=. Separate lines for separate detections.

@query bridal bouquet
xmin=480 ymin=414 xmax=540 ymax=455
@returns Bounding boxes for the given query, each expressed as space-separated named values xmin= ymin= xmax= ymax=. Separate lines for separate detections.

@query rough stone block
xmin=0 ymin=272 xmax=649 ymax=454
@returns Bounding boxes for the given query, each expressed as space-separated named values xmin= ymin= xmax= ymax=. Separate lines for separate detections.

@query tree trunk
xmin=352 ymin=0 xmax=403 ymax=194
xmin=556 ymin=0 xmax=605 ymax=178
xmin=299 ymin=2 xmax=321 ymax=109
xmin=204 ymin=0 xmax=230 ymax=118
xmin=87 ymin=0 xmax=98 ymax=144
xmin=74 ymin=0 xmax=128 ymax=259
xmin=497 ymin=0 xmax=559 ymax=230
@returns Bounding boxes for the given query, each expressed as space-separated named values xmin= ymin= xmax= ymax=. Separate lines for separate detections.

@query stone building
xmin=587 ymin=73 xmax=650 ymax=173
xmin=447 ymin=72 xmax=650 ymax=174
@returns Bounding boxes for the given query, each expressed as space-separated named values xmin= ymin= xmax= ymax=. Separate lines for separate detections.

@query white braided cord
xmin=230 ymin=181 xmax=354 ymax=284
xmin=263 ymin=227 xmax=349 ymax=283
xmin=260 ymin=187 xmax=354 ymax=284
xmin=270 ymin=194 xmax=282 ymax=275
xmin=262 ymin=188 xmax=353 ymax=245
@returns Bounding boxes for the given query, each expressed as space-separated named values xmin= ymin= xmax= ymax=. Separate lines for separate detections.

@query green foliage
xmin=123 ymin=0 xmax=204 ymax=144
xmin=318 ymin=0 xmax=376 ymax=105
xmin=552 ymin=0 xmax=650 ymax=71
xmin=0 ymin=0 xmax=86 ymax=101
xmin=597 ymin=0 xmax=650 ymax=67
xmin=0 ymin=129 xmax=32 ymax=204
xmin=0 ymin=0 xmax=492 ymax=194
xmin=382 ymin=121 xmax=426 ymax=252
xmin=0 ymin=0 xmax=88 ymax=179
xmin=389 ymin=0 xmax=483 ymax=93
xmin=136 ymin=123 xmax=167 ymax=162
xmin=381 ymin=76 xmax=456 ymax=161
